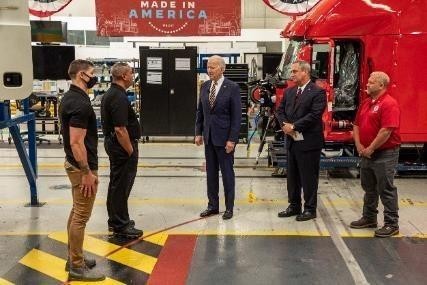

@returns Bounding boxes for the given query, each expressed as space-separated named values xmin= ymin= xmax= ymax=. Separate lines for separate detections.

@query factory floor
xmin=0 ymin=141 xmax=425 ymax=285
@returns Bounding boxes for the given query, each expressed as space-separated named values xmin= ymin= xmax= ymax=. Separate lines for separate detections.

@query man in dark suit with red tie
xmin=195 ymin=55 xmax=241 ymax=220
xmin=276 ymin=60 xmax=326 ymax=221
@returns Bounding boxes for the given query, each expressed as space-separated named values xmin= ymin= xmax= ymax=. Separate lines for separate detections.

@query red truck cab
xmin=276 ymin=0 xmax=427 ymax=165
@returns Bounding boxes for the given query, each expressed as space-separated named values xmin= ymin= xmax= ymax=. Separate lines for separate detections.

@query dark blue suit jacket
xmin=195 ymin=77 xmax=241 ymax=146
xmin=276 ymin=81 xmax=326 ymax=151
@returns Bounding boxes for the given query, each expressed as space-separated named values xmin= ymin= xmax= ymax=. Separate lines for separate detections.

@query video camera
xmin=247 ymin=73 xmax=286 ymax=108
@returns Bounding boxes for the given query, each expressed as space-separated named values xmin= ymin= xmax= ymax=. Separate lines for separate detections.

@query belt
xmin=376 ymin=146 xmax=399 ymax=153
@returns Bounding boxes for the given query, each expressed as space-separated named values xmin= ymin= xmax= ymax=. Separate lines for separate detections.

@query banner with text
xmin=95 ymin=0 xmax=241 ymax=37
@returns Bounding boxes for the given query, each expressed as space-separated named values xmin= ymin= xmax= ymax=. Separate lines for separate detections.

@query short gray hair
xmin=370 ymin=71 xmax=390 ymax=87
xmin=208 ymin=55 xmax=226 ymax=69
xmin=293 ymin=60 xmax=311 ymax=73
xmin=111 ymin=62 xmax=132 ymax=80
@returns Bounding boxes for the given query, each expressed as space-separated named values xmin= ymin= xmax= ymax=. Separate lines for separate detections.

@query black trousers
xmin=104 ymin=136 xmax=138 ymax=230
xmin=286 ymin=144 xmax=321 ymax=212
xmin=360 ymin=147 xmax=399 ymax=226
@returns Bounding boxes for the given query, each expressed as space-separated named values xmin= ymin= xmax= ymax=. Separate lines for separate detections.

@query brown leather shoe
xmin=350 ymin=217 xmax=377 ymax=229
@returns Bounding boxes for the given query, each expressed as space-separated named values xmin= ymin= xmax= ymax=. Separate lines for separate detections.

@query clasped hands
xmin=356 ymin=143 xmax=374 ymax=158
xmin=282 ymin=122 xmax=296 ymax=136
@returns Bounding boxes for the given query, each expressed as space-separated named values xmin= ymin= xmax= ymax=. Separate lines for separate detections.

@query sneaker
xmin=68 ymin=265 xmax=105 ymax=282
xmin=113 ymin=225 xmax=143 ymax=239
xmin=350 ymin=217 xmax=377 ymax=229
xmin=374 ymin=225 xmax=399 ymax=238
xmin=65 ymin=256 xmax=96 ymax=271
xmin=108 ymin=220 xmax=135 ymax=232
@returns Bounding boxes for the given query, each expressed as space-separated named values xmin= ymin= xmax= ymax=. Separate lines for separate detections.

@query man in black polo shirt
xmin=101 ymin=62 xmax=142 ymax=238
xmin=59 ymin=59 xmax=105 ymax=281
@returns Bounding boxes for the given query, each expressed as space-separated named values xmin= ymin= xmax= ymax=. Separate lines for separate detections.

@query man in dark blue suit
xmin=195 ymin=55 xmax=241 ymax=220
xmin=276 ymin=60 xmax=326 ymax=221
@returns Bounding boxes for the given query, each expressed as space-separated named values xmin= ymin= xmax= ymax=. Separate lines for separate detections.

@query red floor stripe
xmin=147 ymin=235 xmax=197 ymax=285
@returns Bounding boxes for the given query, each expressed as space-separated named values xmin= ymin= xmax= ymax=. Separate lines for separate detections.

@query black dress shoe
xmin=109 ymin=220 xmax=135 ymax=232
xmin=113 ymin=225 xmax=143 ymax=239
xmin=200 ymin=208 xmax=219 ymax=217
xmin=296 ymin=211 xmax=317 ymax=221
xmin=278 ymin=207 xmax=301 ymax=218
xmin=222 ymin=210 xmax=233 ymax=220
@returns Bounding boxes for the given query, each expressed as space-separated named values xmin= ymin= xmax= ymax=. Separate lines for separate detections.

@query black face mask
xmin=83 ymin=72 xmax=98 ymax=89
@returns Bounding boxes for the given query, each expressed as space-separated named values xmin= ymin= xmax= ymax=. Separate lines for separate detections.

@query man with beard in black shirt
xmin=101 ymin=62 xmax=143 ymax=239
xmin=59 ymin=59 xmax=105 ymax=281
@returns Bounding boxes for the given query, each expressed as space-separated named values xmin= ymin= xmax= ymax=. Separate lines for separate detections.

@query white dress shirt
xmin=210 ymin=76 xmax=225 ymax=99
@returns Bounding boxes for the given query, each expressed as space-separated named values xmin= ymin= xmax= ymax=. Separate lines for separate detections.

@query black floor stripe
xmin=95 ymin=259 xmax=150 ymax=284
xmin=41 ymin=236 xmax=150 ymax=284
xmin=2 ymin=263 xmax=60 ymax=285
xmin=95 ymin=234 xmax=163 ymax=258
xmin=0 ymin=235 xmax=47 ymax=277
xmin=38 ymin=236 xmax=98 ymax=265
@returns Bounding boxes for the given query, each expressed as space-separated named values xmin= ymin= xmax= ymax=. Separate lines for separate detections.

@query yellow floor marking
xmin=71 ymin=279 xmax=123 ymax=285
xmin=0 ymin=198 xmax=287 ymax=206
xmin=248 ymin=192 xmax=257 ymax=203
xmin=19 ymin=248 xmax=67 ymax=281
xmin=143 ymin=232 xmax=169 ymax=246
xmin=108 ymin=250 xmax=157 ymax=274
xmin=49 ymin=232 xmax=118 ymax=255
xmin=0 ymin=278 xmax=14 ymax=285
xmin=322 ymin=198 xmax=426 ymax=207
xmin=19 ymin=249 xmax=122 ymax=284
xmin=340 ymin=232 xmax=404 ymax=238
xmin=49 ymin=232 xmax=157 ymax=274
xmin=1 ymin=197 xmax=425 ymax=208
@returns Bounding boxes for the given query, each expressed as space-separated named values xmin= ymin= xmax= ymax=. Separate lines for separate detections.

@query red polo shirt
xmin=354 ymin=93 xmax=401 ymax=150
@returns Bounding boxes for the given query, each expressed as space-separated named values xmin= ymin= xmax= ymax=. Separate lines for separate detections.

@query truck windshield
xmin=278 ymin=40 xmax=303 ymax=79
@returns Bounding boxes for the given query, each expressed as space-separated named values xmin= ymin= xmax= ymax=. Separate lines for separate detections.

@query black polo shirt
xmin=101 ymin=83 xmax=141 ymax=140
xmin=59 ymin=84 xmax=98 ymax=170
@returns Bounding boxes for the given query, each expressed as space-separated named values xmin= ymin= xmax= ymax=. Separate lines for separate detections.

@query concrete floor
xmin=0 ymin=142 xmax=426 ymax=284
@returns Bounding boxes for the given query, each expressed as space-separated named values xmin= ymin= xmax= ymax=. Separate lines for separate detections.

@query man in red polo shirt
xmin=350 ymin=71 xmax=401 ymax=237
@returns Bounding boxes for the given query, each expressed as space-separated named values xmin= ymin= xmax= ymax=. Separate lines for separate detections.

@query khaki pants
xmin=65 ymin=160 xmax=98 ymax=268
